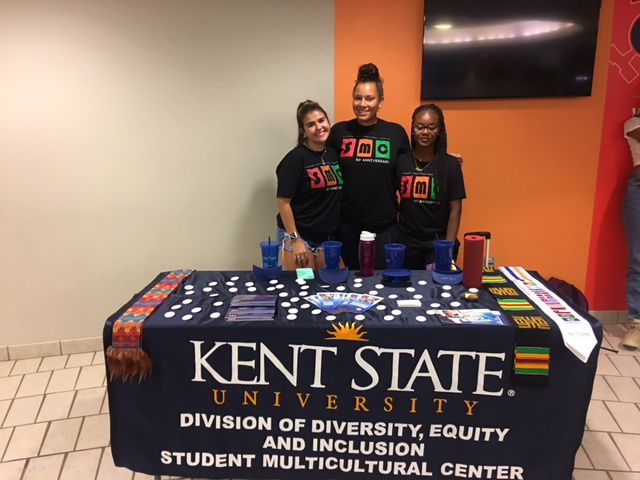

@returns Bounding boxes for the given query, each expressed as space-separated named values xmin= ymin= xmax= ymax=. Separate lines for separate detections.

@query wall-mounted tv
xmin=421 ymin=0 xmax=602 ymax=100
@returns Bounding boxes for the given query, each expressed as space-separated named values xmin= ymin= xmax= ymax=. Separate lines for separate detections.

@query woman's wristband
xmin=283 ymin=231 xmax=300 ymax=241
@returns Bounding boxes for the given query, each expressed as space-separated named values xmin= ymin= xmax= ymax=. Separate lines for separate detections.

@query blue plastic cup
xmin=384 ymin=243 xmax=406 ymax=270
xmin=260 ymin=240 xmax=280 ymax=269
xmin=434 ymin=240 xmax=454 ymax=272
xmin=322 ymin=241 xmax=342 ymax=270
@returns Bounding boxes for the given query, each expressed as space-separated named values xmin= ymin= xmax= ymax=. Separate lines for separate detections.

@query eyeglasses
xmin=412 ymin=123 xmax=440 ymax=133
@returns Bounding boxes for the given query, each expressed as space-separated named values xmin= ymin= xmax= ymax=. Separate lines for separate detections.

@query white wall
xmin=0 ymin=0 xmax=334 ymax=345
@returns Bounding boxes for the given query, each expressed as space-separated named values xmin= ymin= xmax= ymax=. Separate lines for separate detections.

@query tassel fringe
xmin=106 ymin=346 xmax=153 ymax=382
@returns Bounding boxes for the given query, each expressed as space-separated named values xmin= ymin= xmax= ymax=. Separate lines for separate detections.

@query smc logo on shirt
xmin=307 ymin=164 xmax=343 ymax=189
xmin=400 ymin=174 xmax=439 ymax=201
xmin=340 ymin=138 xmax=391 ymax=159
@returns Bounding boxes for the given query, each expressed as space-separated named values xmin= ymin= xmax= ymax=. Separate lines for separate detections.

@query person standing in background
xmin=328 ymin=63 xmax=411 ymax=270
xmin=621 ymin=111 xmax=640 ymax=349
xmin=276 ymin=100 xmax=342 ymax=270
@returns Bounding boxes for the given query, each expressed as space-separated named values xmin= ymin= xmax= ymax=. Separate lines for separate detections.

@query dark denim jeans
xmin=624 ymin=170 xmax=640 ymax=319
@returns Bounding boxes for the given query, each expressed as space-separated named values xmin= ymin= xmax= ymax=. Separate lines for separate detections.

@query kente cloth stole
xmin=501 ymin=266 xmax=598 ymax=363
xmin=482 ymin=267 xmax=551 ymax=383
xmin=106 ymin=269 xmax=193 ymax=382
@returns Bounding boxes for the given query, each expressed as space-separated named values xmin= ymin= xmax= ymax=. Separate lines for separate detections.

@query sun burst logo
xmin=325 ymin=322 xmax=369 ymax=342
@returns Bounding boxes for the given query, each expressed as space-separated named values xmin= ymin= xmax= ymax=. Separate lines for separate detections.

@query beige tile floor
xmin=0 ymin=324 xmax=639 ymax=480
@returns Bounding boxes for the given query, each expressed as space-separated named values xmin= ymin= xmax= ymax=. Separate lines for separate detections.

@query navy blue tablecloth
xmin=103 ymin=270 xmax=601 ymax=480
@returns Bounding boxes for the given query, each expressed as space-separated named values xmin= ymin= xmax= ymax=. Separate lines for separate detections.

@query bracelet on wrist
xmin=284 ymin=231 xmax=300 ymax=241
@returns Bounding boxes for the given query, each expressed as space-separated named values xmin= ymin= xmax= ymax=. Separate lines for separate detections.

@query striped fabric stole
xmin=106 ymin=269 xmax=193 ymax=382
xmin=514 ymin=346 xmax=551 ymax=376
xmin=482 ymin=267 xmax=551 ymax=383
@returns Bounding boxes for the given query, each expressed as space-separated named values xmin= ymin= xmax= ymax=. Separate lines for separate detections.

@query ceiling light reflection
xmin=424 ymin=20 xmax=580 ymax=48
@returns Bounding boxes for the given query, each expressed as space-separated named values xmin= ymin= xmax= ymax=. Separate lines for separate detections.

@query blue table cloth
xmin=103 ymin=270 xmax=601 ymax=480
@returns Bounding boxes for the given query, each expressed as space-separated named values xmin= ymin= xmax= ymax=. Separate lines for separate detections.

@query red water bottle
xmin=358 ymin=231 xmax=376 ymax=277
xmin=463 ymin=235 xmax=484 ymax=288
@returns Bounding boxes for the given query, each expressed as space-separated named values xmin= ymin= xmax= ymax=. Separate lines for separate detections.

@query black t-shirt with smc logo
xmin=328 ymin=119 xmax=410 ymax=226
xmin=276 ymin=144 xmax=342 ymax=243
xmin=396 ymin=152 xmax=466 ymax=241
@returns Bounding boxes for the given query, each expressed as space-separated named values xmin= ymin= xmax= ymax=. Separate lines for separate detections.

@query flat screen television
xmin=421 ymin=0 xmax=602 ymax=100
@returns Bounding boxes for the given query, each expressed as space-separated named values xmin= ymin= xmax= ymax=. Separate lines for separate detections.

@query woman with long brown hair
xmin=276 ymin=100 xmax=342 ymax=270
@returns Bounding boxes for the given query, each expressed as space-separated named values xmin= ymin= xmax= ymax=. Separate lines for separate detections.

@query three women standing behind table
xmin=276 ymin=100 xmax=342 ymax=270
xmin=276 ymin=67 xmax=464 ymax=272
xmin=396 ymin=104 xmax=466 ymax=269
xmin=328 ymin=63 xmax=411 ymax=270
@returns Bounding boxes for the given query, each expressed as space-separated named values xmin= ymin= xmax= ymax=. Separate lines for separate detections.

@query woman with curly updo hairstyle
xmin=328 ymin=63 xmax=411 ymax=270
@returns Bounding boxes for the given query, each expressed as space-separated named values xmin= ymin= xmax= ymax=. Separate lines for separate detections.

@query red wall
xmin=336 ymin=0 xmax=621 ymax=309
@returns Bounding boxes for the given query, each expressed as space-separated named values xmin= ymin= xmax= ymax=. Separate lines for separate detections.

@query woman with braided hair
xmin=396 ymin=104 xmax=466 ymax=269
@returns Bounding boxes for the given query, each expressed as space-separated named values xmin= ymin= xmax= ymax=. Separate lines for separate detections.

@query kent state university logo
xmin=325 ymin=322 xmax=369 ymax=342
xmin=340 ymin=138 xmax=391 ymax=159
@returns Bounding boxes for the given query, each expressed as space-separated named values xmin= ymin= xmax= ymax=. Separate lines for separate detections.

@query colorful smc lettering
xmin=307 ymin=164 xmax=344 ymax=189
xmin=340 ymin=138 xmax=391 ymax=159
xmin=400 ymin=175 xmax=438 ymax=200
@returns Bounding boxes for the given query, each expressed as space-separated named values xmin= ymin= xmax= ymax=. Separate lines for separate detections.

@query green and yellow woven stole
xmin=483 ymin=267 xmax=551 ymax=383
